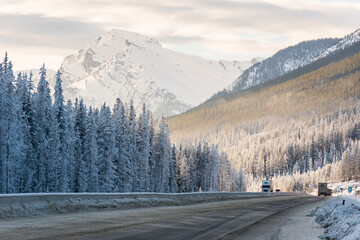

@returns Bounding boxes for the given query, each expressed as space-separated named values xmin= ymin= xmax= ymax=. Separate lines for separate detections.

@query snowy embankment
xmin=328 ymin=181 xmax=360 ymax=196
xmin=310 ymin=196 xmax=360 ymax=240
xmin=0 ymin=192 xmax=299 ymax=218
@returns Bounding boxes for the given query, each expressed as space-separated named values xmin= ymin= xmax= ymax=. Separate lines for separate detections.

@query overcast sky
xmin=1 ymin=0 xmax=359 ymax=70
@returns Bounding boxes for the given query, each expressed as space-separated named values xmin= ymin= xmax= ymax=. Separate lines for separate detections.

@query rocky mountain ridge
xmin=54 ymin=29 xmax=257 ymax=117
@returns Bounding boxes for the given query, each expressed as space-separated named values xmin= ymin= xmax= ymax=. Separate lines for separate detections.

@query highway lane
xmin=0 ymin=194 xmax=327 ymax=240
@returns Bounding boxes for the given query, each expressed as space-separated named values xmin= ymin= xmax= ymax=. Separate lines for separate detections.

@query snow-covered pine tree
xmin=113 ymin=98 xmax=131 ymax=192
xmin=147 ymin=112 xmax=157 ymax=192
xmin=153 ymin=116 xmax=172 ymax=192
xmin=177 ymin=145 xmax=193 ymax=192
xmin=0 ymin=56 xmax=24 ymax=193
xmin=84 ymin=107 xmax=99 ymax=192
xmin=186 ymin=148 xmax=197 ymax=192
xmin=65 ymin=100 xmax=76 ymax=191
xmin=98 ymin=105 xmax=118 ymax=192
xmin=33 ymin=64 xmax=54 ymax=192
xmin=47 ymin=104 xmax=60 ymax=192
xmin=136 ymin=103 xmax=151 ymax=192
xmin=209 ymin=146 xmax=220 ymax=191
xmin=53 ymin=71 xmax=69 ymax=192
xmin=73 ymin=99 xmax=87 ymax=192
xmin=201 ymin=143 xmax=211 ymax=191
xmin=127 ymin=101 xmax=138 ymax=192
xmin=15 ymin=72 xmax=38 ymax=193
xmin=169 ymin=145 xmax=178 ymax=193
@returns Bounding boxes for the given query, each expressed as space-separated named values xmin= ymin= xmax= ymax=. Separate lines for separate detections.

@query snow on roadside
xmin=310 ymin=196 xmax=360 ymax=240
xmin=0 ymin=192 xmax=298 ymax=219
xmin=328 ymin=181 xmax=360 ymax=197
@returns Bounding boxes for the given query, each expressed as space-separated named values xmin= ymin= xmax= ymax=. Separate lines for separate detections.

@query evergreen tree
xmin=65 ymin=100 xmax=76 ymax=191
xmin=169 ymin=145 xmax=178 ymax=193
xmin=15 ymin=72 xmax=38 ymax=192
xmin=128 ymin=101 xmax=138 ymax=192
xmin=136 ymin=104 xmax=150 ymax=192
xmin=33 ymin=64 xmax=53 ymax=192
xmin=113 ymin=98 xmax=132 ymax=192
xmin=73 ymin=99 xmax=87 ymax=192
xmin=53 ymin=71 xmax=69 ymax=192
xmin=148 ymin=112 xmax=157 ymax=192
xmin=0 ymin=56 xmax=24 ymax=193
xmin=153 ymin=116 xmax=172 ymax=192
xmin=0 ymin=54 xmax=249 ymax=194
xmin=98 ymin=105 xmax=117 ymax=192
xmin=84 ymin=107 xmax=99 ymax=192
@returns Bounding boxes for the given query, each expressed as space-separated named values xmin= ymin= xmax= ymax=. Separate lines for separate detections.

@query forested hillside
xmin=168 ymin=48 xmax=360 ymax=191
xmin=228 ymin=38 xmax=339 ymax=92
xmin=0 ymin=54 xmax=242 ymax=194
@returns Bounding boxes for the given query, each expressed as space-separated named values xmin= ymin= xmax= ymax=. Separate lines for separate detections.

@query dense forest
xmin=0 ymin=54 xmax=242 ymax=194
xmin=229 ymin=38 xmax=339 ymax=92
xmin=168 ymin=50 xmax=360 ymax=192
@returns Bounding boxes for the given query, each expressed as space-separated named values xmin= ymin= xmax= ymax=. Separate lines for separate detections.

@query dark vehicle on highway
xmin=318 ymin=182 xmax=332 ymax=196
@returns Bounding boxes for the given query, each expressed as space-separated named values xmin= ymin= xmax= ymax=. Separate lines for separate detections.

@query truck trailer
xmin=262 ymin=180 xmax=273 ymax=192
xmin=318 ymin=182 xmax=332 ymax=196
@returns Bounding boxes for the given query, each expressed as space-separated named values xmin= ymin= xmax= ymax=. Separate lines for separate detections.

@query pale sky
xmin=0 ymin=0 xmax=359 ymax=71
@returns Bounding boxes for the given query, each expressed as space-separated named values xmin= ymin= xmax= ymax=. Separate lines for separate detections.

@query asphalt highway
xmin=0 ymin=194 xmax=328 ymax=240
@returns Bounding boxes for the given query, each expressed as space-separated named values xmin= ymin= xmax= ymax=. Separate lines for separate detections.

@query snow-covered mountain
xmin=228 ymin=38 xmax=339 ymax=92
xmin=55 ymin=29 xmax=257 ymax=117
xmin=228 ymin=29 xmax=360 ymax=93
xmin=314 ymin=29 xmax=360 ymax=61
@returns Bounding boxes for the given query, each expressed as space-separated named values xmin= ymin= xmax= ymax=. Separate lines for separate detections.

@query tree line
xmin=168 ymin=50 xmax=360 ymax=192
xmin=0 ymin=54 xmax=243 ymax=194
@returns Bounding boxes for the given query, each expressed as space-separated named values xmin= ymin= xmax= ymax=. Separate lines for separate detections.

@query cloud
xmin=1 ymin=0 xmax=359 ymax=70
xmin=157 ymin=33 xmax=204 ymax=44
xmin=0 ymin=14 xmax=104 ymax=70
xmin=0 ymin=15 xmax=104 ymax=48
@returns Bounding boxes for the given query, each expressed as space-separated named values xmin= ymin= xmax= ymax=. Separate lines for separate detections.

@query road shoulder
xmin=276 ymin=197 xmax=330 ymax=240
xmin=222 ymin=197 xmax=330 ymax=240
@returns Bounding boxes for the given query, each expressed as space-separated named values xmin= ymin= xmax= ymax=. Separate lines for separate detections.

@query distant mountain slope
xmin=314 ymin=29 xmax=360 ymax=60
xmin=202 ymin=40 xmax=360 ymax=109
xmin=55 ymin=29 xmax=256 ymax=117
xmin=227 ymin=38 xmax=339 ymax=93
xmin=167 ymin=42 xmax=360 ymax=192
xmin=167 ymin=46 xmax=360 ymax=141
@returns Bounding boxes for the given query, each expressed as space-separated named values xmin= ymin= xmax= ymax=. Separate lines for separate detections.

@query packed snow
xmin=310 ymin=195 xmax=360 ymax=240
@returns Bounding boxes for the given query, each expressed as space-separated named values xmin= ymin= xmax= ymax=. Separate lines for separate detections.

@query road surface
xmin=1 ymin=194 xmax=327 ymax=240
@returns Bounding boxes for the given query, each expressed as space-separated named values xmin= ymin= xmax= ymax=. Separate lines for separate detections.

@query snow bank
xmin=328 ymin=181 xmax=360 ymax=196
xmin=310 ymin=197 xmax=360 ymax=240
xmin=0 ymin=192 xmax=298 ymax=218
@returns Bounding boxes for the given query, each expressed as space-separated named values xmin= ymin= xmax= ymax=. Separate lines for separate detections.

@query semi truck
xmin=262 ymin=180 xmax=273 ymax=192
xmin=318 ymin=182 xmax=332 ymax=196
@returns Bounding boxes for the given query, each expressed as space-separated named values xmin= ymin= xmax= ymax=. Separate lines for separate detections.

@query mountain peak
xmin=92 ymin=29 xmax=162 ymax=50
xmin=55 ymin=30 xmax=256 ymax=118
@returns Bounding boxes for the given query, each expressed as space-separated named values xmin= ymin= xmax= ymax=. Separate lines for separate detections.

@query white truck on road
xmin=262 ymin=180 xmax=273 ymax=192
